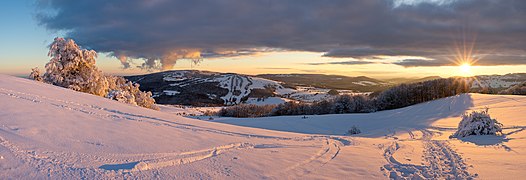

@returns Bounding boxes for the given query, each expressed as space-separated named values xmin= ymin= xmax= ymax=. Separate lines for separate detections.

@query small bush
xmin=451 ymin=108 xmax=503 ymax=138
xmin=347 ymin=125 xmax=361 ymax=135
xmin=328 ymin=89 xmax=340 ymax=95
xmin=29 ymin=67 xmax=43 ymax=82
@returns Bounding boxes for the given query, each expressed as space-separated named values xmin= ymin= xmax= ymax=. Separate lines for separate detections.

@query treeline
xmin=498 ymin=82 xmax=526 ymax=95
xmin=218 ymin=77 xmax=472 ymax=117
xmin=375 ymin=77 xmax=471 ymax=110
xmin=217 ymin=104 xmax=276 ymax=117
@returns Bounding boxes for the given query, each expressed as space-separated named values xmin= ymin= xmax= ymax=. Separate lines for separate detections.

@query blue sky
xmin=0 ymin=1 xmax=54 ymax=75
xmin=0 ymin=1 xmax=124 ymax=76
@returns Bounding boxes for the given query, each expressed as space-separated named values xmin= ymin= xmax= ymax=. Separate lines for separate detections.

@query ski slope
xmin=1 ymin=74 xmax=526 ymax=179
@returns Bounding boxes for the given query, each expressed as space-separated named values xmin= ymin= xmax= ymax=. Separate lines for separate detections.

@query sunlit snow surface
xmin=1 ymin=74 xmax=526 ymax=179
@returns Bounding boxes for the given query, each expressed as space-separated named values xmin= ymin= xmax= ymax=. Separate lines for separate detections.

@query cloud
xmin=393 ymin=59 xmax=452 ymax=67
xmin=322 ymin=47 xmax=439 ymax=58
xmin=36 ymin=0 xmax=526 ymax=69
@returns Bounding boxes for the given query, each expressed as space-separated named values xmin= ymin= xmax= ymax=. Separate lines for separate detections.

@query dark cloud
xmin=308 ymin=60 xmax=375 ymax=65
xmin=36 ymin=0 xmax=526 ymax=69
xmin=394 ymin=59 xmax=452 ymax=67
xmin=322 ymin=47 xmax=439 ymax=58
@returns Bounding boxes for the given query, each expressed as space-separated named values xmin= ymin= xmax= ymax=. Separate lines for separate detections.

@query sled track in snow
xmin=382 ymin=130 xmax=477 ymax=179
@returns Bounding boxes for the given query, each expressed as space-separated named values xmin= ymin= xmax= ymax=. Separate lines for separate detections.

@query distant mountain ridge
xmin=470 ymin=73 xmax=526 ymax=90
xmin=126 ymin=70 xmax=288 ymax=106
xmin=256 ymin=73 xmax=389 ymax=92
xmin=125 ymin=70 xmax=382 ymax=106
xmin=384 ymin=76 xmax=442 ymax=84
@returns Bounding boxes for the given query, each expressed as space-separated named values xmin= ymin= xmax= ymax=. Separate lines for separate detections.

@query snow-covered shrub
xmin=36 ymin=37 xmax=158 ymax=110
xmin=451 ymin=108 xmax=503 ymax=138
xmin=107 ymin=90 xmax=137 ymax=106
xmin=347 ymin=125 xmax=361 ymax=135
xmin=106 ymin=76 xmax=159 ymax=110
xmin=29 ymin=67 xmax=43 ymax=82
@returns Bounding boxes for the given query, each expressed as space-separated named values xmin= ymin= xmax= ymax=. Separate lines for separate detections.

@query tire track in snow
xmin=100 ymin=142 xmax=254 ymax=172
xmin=274 ymin=137 xmax=349 ymax=179
xmin=382 ymin=129 xmax=477 ymax=179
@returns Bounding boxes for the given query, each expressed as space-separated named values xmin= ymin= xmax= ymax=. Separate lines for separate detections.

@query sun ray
xmin=446 ymin=30 xmax=482 ymax=77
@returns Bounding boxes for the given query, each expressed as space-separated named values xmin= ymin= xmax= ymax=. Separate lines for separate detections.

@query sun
xmin=459 ymin=63 xmax=472 ymax=75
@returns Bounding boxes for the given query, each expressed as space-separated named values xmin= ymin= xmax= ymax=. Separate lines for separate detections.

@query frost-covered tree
xmin=34 ymin=37 xmax=159 ymax=110
xmin=43 ymin=37 xmax=109 ymax=96
xmin=451 ymin=108 xmax=503 ymax=138
xmin=29 ymin=67 xmax=43 ymax=82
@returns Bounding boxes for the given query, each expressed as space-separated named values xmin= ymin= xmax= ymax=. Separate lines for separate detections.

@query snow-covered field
xmin=214 ymin=93 xmax=526 ymax=179
xmin=1 ymin=74 xmax=526 ymax=179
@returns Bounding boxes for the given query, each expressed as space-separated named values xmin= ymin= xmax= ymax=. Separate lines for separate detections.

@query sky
xmin=1 ymin=0 xmax=525 ymax=79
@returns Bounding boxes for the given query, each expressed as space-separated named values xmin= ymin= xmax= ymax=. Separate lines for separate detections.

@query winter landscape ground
xmin=2 ymin=74 xmax=526 ymax=179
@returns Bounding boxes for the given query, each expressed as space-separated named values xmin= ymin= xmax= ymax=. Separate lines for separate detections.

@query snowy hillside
xmin=214 ymin=93 xmax=526 ymax=179
xmin=2 ymin=74 xmax=526 ymax=179
xmin=0 ymin=75 xmax=368 ymax=179
xmin=471 ymin=73 xmax=526 ymax=89
xmin=126 ymin=70 xmax=363 ymax=106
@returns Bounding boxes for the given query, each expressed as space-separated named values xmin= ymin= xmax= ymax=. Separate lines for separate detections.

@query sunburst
xmin=446 ymin=32 xmax=484 ymax=77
